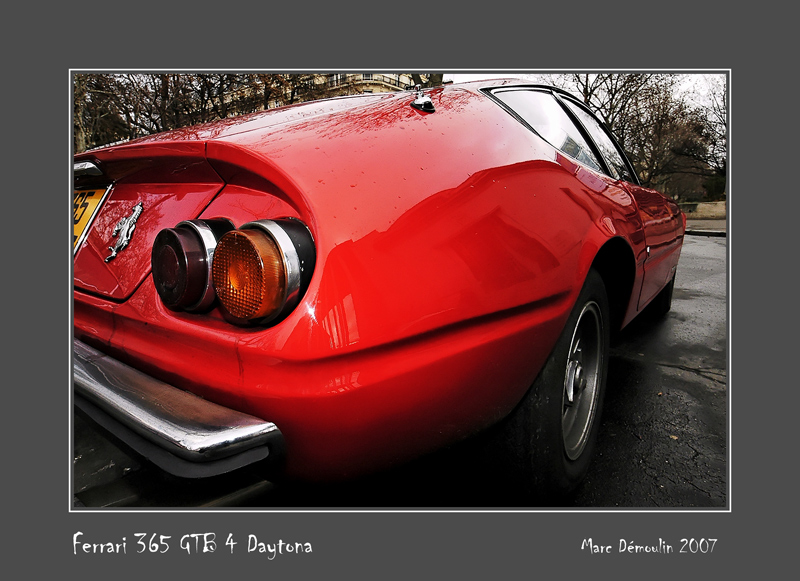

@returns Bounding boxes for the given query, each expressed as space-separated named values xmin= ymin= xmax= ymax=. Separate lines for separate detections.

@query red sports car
xmin=73 ymin=80 xmax=684 ymax=496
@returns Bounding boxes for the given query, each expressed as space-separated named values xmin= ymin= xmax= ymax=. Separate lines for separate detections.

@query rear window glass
xmin=493 ymin=89 xmax=602 ymax=172
xmin=563 ymin=99 xmax=630 ymax=181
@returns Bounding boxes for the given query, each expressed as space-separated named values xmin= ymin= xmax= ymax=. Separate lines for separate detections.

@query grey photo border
xmin=16 ymin=3 xmax=769 ymax=578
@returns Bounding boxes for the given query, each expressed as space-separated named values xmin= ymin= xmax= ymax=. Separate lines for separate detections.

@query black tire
xmin=648 ymin=274 xmax=675 ymax=319
xmin=496 ymin=268 xmax=610 ymax=498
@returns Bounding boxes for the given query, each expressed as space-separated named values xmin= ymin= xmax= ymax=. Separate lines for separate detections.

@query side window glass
xmin=564 ymin=100 xmax=631 ymax=181
xmin=494 ymin=89 xmax=602 ymax=173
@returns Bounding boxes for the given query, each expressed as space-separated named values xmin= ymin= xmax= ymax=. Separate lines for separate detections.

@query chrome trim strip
xmin=73 ymin=339 xmax=282 ymax=463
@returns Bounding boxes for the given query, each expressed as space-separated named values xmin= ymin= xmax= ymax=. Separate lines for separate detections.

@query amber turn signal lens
xmin=212 ymin=229 xmax=287 ymax=321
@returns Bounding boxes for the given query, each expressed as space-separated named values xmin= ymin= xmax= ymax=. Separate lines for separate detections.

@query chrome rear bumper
xmin=73 ymin=339 xmax=285 ymax=478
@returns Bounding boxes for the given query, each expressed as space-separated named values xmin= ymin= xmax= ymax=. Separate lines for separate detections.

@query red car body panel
xmin=73 ymin=80 xmax=684 ymax=480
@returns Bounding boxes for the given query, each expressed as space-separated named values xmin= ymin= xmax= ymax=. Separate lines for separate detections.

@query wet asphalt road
xmin=73 ymin=234 xmax=728 ymax=509
xmin=571 ymin=234 xmax=727 ymax=508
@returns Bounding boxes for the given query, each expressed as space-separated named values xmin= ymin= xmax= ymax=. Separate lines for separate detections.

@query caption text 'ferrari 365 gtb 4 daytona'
xmin=73 ymin=79 xmax=684 ymax=498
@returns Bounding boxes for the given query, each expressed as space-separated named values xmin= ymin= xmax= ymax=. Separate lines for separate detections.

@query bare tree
xmin=74 ymin=73 xmax=336 ymax=152
xmin=73 ymin=74 xmax=135 ymax=152
xmin=681 ymin=75 xmax=727 ymax=199
xmin=529 ymin=73 xmax=727 ymax=201
xmin=233 ymin=74 xmax=293 ymax=112
xmin=410 ymin=74 xmax=444 ymax=88
xmin=531 ymin=73 xmax=675 ymax=137
xmin=285 ymin=74 xmax=334 ymax=104
xmin=73 ymin=74 xmax=88 ymax=153
xmin=705 ymin=75 xmax=727 ymax=175
xmin=623 ymin=83 xmax=701 ymax=186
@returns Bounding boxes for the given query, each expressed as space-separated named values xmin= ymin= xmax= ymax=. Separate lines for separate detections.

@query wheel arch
xmin=589 ymin=237 xmax=636 ymax=336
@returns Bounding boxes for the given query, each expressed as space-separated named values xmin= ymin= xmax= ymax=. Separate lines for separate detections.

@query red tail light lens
xmin=151 ymin=219 xmax=234 ymax=312
xmin=152 ymin=227 xmax=205 ymax=309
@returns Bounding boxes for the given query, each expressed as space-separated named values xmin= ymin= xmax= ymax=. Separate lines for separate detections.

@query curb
xmin=686 ymin=230 xmax=726 ymax=237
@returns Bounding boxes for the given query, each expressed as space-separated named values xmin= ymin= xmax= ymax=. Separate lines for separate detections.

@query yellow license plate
xmin=74 ymin=186 xmax=111 ymax=250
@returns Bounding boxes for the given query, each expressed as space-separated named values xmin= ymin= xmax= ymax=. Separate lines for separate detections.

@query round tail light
xmin=212 ymin=219 xmax=315 ymax=325
xmin=151 ymin=219 xmax=234 ymax=312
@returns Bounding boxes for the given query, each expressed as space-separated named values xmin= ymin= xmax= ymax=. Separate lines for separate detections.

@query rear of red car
xmin=73 ymin=87 xmax=575 ymax=481
xmin=73 ymin=140 xmax=293 ymax=477
xmin=73 ymin=82 xmax=683 ymax=487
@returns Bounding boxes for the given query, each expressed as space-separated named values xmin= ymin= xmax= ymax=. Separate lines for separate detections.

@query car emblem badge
xmin=105 ymin=202 xmax=143 ymax=262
